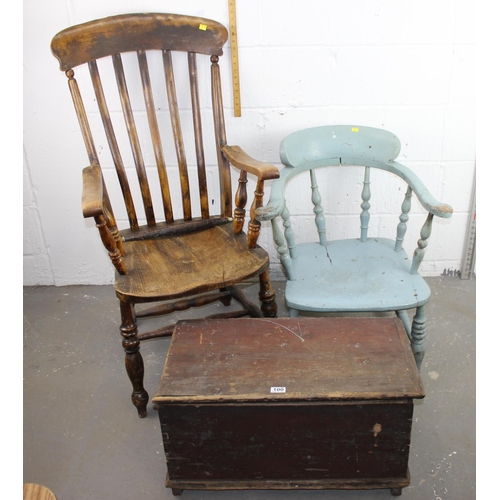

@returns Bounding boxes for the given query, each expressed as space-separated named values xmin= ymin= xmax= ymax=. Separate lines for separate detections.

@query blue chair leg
xmin=410 ymin=305 xmax=427 ymax=371
xmin=289 ymin=308 xmax=299 ymax=318
xmin=396 ymin=310 xmax=412 ymax=341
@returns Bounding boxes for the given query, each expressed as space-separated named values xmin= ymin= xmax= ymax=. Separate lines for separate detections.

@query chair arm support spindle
xmin=82 ymin=164 xmax=127 ymax=273
xmin=234 ymin=170 xmax=248 ymax=235
xmin=385 ymin=161 xmax=453 ymax=219
xmin=95 ymin=215 xmax=127 ymax=275
xmin=221 ymin=145 xmax=279 ymax=248
xmin=248 ymin=179 xmax=265 ymax=249
xmin=410 ymin=213 xmax=434 ymax=275
xmin=281 ymin=202 xmax=296 ymax=259
xmin=395 ymin=186 xmax=413 ymax=252
xmin=271 ymin=217 xmax=295 ymax=280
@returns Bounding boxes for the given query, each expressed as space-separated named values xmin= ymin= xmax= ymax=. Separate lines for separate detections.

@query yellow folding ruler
xmin=228 ymin=0 xmax=241 ymax=117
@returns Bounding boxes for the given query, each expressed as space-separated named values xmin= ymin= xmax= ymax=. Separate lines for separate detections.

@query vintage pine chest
xmin=153 ymin=317 xmax=424 ymax=496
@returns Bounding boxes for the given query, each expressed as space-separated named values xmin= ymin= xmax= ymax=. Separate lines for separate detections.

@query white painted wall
xmin=23 ymin=0 xmax=475 ymax=286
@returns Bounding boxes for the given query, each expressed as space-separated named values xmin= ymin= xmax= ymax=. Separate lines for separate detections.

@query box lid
xmin=153 ymin=317 xmax=424 ymax=404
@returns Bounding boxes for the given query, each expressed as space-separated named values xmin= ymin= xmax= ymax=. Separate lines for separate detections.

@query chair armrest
xmin=254 ymin=170 xmax=292 ymax=221
xmin=82 ymin=164 xmax=104 ymax=218
xmin=222 ymin=145 xmax=279 ymax=249
xmin=81 ymin=164 xmax=127 ymax=274
xmin=222 ymin=145 xmax=280 ymax=181
xmin=255 ymin=199 xmax=284 ymax=221
xmin=387 ymin=161 xmax=453 ymax=218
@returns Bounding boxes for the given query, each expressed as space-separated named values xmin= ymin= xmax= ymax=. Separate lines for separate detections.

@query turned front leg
xmin=259 ymin=270 xmax=277 ymax=317
xmin=120 ymin=301 xmax=149 ymax=417
xmin=411 ymin=305 xmax=427 ymax=371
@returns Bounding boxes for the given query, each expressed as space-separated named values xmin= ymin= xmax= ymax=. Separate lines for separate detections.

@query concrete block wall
xmin=23 ymin=0 xmax=475 ymax=285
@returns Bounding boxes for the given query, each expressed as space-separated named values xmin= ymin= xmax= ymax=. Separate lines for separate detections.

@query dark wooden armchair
xmin=50 ymin=13 xmax=279 ymax=417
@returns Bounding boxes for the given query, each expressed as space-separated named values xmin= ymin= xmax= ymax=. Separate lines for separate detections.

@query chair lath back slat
xmin=137 ymin=50 xmax=174 ymax=223
xmin=112 ymin=53 xmax=156 ymax=227
xmin=163 ymin=50 xmax=191 ymax=221
xmin=188 ymin=52 xmax=210 ymax=219
xmin=51 ymin=13 xmax=230 ymax=232
xmin=88 ymin=60 xmax=139 ymax=230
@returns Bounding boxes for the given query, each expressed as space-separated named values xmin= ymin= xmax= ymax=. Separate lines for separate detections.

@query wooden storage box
xmin=153 ymin=317 xmax=424 ymax=496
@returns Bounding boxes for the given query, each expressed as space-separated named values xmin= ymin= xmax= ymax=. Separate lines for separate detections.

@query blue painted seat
xmin=257 ymin=125 xmax=453 ymax=369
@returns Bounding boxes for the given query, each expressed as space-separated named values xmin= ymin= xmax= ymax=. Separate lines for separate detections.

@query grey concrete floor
xmin=23 ymin=276 xmax=475 ymax=499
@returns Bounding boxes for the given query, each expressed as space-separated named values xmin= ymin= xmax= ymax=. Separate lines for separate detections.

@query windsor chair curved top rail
xmin=50 ymin=12 xmax=228 ymax=70
xmin=257 ymin=125 xmax=453 ymax=221
xmin=280 ymin=125 xmax=402 ymax=167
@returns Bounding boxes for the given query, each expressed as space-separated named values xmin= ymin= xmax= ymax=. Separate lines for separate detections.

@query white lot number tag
xmin=270 ymin=387 xmax=286 ymax=394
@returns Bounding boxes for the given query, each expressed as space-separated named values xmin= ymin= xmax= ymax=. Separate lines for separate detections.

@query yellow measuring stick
xmin=228 ymin=0 xmax=241 ymax=117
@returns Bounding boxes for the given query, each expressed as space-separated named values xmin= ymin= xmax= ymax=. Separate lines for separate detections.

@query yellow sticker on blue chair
xmin=351 ymin=127 xmax=359 ymax=132
xmin=199 ymin=24 xmax=207 ymax=31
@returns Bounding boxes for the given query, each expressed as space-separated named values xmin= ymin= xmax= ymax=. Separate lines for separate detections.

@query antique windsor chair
xmin=257 ymin=125 xmax=453 ymax=369
xmin=50 ymin=13 xmax=279 ymax=417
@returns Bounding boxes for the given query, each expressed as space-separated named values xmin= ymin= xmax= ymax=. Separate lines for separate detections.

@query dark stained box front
xmin=153 ymin=317 xmax=424 ymax=495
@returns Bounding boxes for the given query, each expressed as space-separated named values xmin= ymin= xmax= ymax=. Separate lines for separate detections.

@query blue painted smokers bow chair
xmin=257 ymin=125 xmax=453 ymax=370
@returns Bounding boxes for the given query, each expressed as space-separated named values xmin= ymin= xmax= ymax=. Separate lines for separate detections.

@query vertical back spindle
xmin=112 ymin=54 xmax=156 ymax=226
xmin=211 ymin=55 xmax=232 ymax=217
xmin=65 ymin=69 xmax=99 ymax=166
xmin=310 ymin=170 xmax=327 ymax=246
xmin=360 ymin=167 xmax=371 ymax=242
